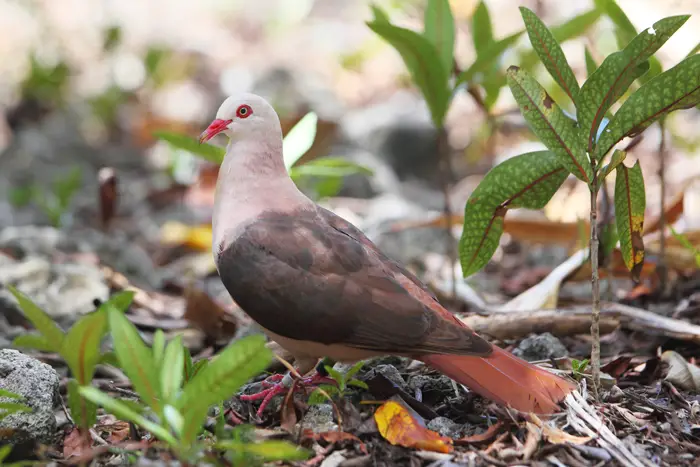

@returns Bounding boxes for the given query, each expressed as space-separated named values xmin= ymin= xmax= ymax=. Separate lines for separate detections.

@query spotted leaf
xmin=614 ymin=161 xmax=646 ymax=280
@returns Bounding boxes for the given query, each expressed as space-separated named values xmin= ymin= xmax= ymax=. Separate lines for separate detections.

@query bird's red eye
xmin=236 ymin=104 xmax=252 ymax=118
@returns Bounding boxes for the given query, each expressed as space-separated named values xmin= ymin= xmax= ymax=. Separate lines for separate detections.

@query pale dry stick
xmin=565 ymin=389 xmax=652 ymax=467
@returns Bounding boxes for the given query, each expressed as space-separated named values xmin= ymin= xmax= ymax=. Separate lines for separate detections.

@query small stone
xmin=300 ymin=404 xmax=337 ymax=434
xmin=363 ymin=364 xmax=407 ymax=391
xmin=427 ymin=417 xmax=463 ymax=439
xmin=512 ymin=333 xmax=568 ymax=362
xmin=0 ymin=349 xmax=60 ymax=446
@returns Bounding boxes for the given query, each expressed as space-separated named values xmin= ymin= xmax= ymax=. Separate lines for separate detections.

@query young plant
xmin=459 ymin=5 xmax=699 ymax=394
xmin=155 ymin=111 xmax=371 ymax=200
xmin=78 ymin=303 xmax=307 ymax=463
xmin=366 ymin=1 xmax=602 ymax=293
xmin=571 ymin=358 xmax=590 ymax=382
xmin=307 ymin=361 xmax=368 ymax=406
xmin=8 ymin=286 xmax=131 ymax=435
xmin=10 ymin=167 xmax=82 ymax=228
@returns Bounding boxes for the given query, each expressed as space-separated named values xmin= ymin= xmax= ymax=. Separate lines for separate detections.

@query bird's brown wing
xmin=217 ymin=208 xmax=492 ymax=356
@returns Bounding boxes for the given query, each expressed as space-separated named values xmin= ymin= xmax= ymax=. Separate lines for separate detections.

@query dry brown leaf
xmin=661 ymin=350 xmax=700 ymax=391
xmin=454 ymin=421 xmax=504 ymax=445
xmin=374 ymin=399 xmax=453 ymax=453
xmin=303 ymin=430 xmax=369 ymax=454
xmin=183 ymin=285 xmax=239 ymax=340
xmin=529 ymin=414 xmax=591 ymax=445
xmin=62 ymin=427 xmax=92 ymax=459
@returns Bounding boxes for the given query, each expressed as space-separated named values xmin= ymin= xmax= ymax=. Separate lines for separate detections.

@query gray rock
xmin=0 ymin=349 xmax=59 ymax=445
xmin=363 ymin=364 xmax=406 ymax=391
xmin=513 ymin=333 xmax=569 ymax=362
xmin=427 ymin=417 xmax=463 ymax=439
xmin=300 ymin=404 xmax=337 ymax=433
xmin=0 ymin=255 xmax=108 ymax=322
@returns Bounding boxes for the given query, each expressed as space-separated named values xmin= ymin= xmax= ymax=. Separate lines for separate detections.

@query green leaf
xmin=347 ymin=379 xmax=369 ymax=390
xmin=585 ymin=47 xmax=598 ymax=78
xmin=6 ymin=286 xmax=64 ymax=352
xmin=152 ymin=329 xmax=166 ymax=368
xmin=458 ymin=30 xmax=524 ymax=85
xmin=160 ymin=335 xmax=185 ymax=403
xmin=506 ymin=66 xmax=592 ymax=183
xmin=217 ymin=440 xmax=311 ymax=462
xmin=307 ymin=385 xmax=339 ymax=405
xmin=460 ymin=151 xmax=568 ymax=277
xmin=99 ymin=351 xmax=119 ymax=367
xmin=517 ymin=9 xmax=601 ymax=73
xmin=62 ymin=301 xmax=117 ymax=385
xmin=79 ymin=386 xmax=177 ymax=446
xmin=599 ymin=149 xmax=627 ymax=183
xmin=283 ymin=112 xmax=318 ymax=169
xmin=345 ymin=361 xmax=365 ymax=381
xmin=0 ymin=402 xmax=32 ymax=416
xmin=577 ymin=15 xmax=690 ymax=151
xmin=67 ymin=379 xmax=97 ymax=430
xmin=595 ymin=55 xmax=700 ymax=159
xmin=551 ymin=9 xmax=601 ymax=42
xmin=108 ymin=305 xmax=161 ymax=413
xmin=324 ymin=365 xmax=344 ymax=391
xmin=290 ymin=157 xmax=373 ymax=179
xmin=154 ymin=130 xmax=225 ymax=164
xmin=370 ymin=4 xmax=390 ymax=23
xmin=367 ymin=21 xmax=451 ymax=127
xmin=12 ymin=334 xmax=55 ymax=352
xmin=424 ymin=0 xmax=455 ymax=75
xmin=471 ymin=1 xmax=494 ymax=56
xmin=0 ymin=389 xmax=23 ymax=399
xmin=519 ymin=7 xmax=580 ymax=101
xmin=177 ymin=335 xmax=271 ymax=445
xmin=670 ymin=226 xmax=700 ymax=268
xmin=687 ymin=41 xmax=700 ymax=58
xmin=0 ymin=445 xmax=12 ymax=463
xmin=614 ymin=161 xmax=646 ymax=281
xmin=183 ymin=347 xmax=194 ymax=383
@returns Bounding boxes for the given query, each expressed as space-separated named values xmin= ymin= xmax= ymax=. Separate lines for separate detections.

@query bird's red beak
xmin=198 ymin=118 xmax=233 ymax=144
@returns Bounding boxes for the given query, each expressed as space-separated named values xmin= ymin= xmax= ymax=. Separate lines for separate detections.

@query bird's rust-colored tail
xmin=421 ymin=345 xmax=576 ymax=414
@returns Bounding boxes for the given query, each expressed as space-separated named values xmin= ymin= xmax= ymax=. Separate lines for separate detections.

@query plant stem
xmin=437 ymin=126 xmax=457 ymax=299
xmin=657 ymin=119 xmax=667 ymax=294
xmin=590 ymin=178 xmax=601 ymax=399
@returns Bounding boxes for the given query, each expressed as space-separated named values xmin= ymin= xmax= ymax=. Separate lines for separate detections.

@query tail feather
xmin=421 ymin=345 xmax=576 ymax=414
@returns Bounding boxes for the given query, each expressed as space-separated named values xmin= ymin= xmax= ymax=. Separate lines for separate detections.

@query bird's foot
xmin=240 ymin=372 xmax=336 ymax=417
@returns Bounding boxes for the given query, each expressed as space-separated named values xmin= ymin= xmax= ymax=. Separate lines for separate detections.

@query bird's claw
xmin=240 ymin=372 xmax=336 ymax=417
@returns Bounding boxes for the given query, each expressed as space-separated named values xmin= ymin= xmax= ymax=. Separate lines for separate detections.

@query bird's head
xmin=198 ymin=93 xmax=281 ymax=145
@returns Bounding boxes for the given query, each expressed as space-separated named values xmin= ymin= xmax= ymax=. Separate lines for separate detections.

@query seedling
xmin=9 ymin=286 xmax=129 ymax=434
xmin=458 ymin=5 xmax=698 ymax=395
xmin=307 ymin=361 xmax=368 ymax=406
xmin=77 ymin=304 xmax=307 ymax=463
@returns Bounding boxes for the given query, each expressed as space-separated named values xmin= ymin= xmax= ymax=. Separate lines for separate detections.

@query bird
xmin=200 ymin=93 xmax=576 ymax=418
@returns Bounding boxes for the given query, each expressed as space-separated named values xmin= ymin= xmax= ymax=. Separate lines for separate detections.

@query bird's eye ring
xmin=236 ymin=104 xmax=252 ymax=118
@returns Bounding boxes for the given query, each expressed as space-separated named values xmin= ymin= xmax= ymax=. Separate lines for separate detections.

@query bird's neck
xmin=212 ymin=138 xmax=308 ymax=253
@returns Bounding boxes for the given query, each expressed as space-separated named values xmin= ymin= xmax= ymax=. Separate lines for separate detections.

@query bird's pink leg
xmin=240 ymin=372 xmax=336 ymax=417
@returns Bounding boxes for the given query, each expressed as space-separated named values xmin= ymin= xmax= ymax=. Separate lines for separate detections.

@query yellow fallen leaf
xmin=374 ymin=400 xmax=453 ymax=454
xmin=160 ymin=221 xmax=213 ymax=251
xmin=529 ymin=413 xmax=591 ymax=445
